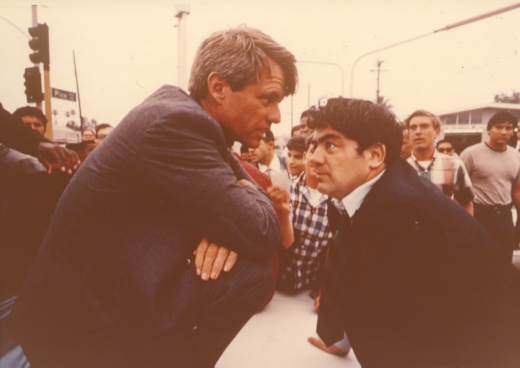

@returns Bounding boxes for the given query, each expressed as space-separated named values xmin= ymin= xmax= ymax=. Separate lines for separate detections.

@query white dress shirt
xmin=331 ymin=169 xmax=386 ymax=218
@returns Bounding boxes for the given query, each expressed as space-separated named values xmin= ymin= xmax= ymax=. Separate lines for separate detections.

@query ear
xmin=206 ymin=72 xmax=229 ymax=105
xmin=365 ymin=142 xmax=386 ymax=170
xmin=268 ymin=141 xmax=274 ymax=149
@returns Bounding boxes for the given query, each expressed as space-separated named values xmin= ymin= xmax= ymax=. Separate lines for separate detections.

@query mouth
xmin=314 ymin=171 xmax=327 ymax=180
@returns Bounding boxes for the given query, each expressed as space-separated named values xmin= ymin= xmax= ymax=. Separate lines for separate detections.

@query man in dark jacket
xmin=309 ymin=98 xmax=520 ymax=368
xmin=8 ymin=26 xmax=297 ymax=367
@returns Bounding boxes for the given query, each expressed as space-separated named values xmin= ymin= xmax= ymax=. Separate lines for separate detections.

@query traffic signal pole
xmin=43 ymin=64 xmax=52 ymax=141
xmin=30 ymin=5 xmax=52 ymax=141
xmin=31 ymin=6 xmax=41 ymax=112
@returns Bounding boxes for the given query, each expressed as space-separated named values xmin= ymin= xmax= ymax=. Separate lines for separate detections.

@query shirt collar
xmin=305 ymin=185 xmax=328 ymax=208
xmin=410 ymin=149 xmax=438 ymax=170
xmin=258 ymin=154 xmax=282 ymax=174
xmin=331 ymin=169 xmax=386 ymax=217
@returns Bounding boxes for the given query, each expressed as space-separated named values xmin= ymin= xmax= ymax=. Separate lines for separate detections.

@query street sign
xmin=51 ymin=88 xmax=76 ymax=101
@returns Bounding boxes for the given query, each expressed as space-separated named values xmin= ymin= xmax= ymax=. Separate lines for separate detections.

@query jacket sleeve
xmin=135 ymin=110 xmax=280 ymax=260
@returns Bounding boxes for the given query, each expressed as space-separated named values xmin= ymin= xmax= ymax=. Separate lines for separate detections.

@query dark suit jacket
xmin=319 ymin=158 xmax=520 ymax=368
xmin=8 ymin=86 xmax=280 ymax=366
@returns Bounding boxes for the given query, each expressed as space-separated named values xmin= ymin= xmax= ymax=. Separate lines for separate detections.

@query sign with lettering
xmin=51 ymin=88 xmax=76 ymax=101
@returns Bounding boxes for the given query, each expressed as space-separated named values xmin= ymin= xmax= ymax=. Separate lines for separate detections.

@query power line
xmin=0 ymin=15 xmax=30 ymax=39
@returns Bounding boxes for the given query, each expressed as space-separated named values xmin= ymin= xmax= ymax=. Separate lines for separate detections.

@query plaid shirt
xmin=407 ymin=150 xmax=474 ymax=205
xmin=278 ymin=172 xmax=332 ymax=291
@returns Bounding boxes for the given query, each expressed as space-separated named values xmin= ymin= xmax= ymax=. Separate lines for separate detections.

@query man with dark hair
xmin=400 ymin=126 xmax=412 ymax=159
xmin=436 ymin=139 xmax=455 ymax=156
xmin=82 ymin=128 xmax=96 ymax=142
xmin=95 ymin=123 xmax=114 ymax=143
xmin=239 ymin=143 xmax=252 ymax=163
xmin=291 ymin=124 xmax=302 ymax=137
xmin=300 ymin=110 xmax=314 ymax=136
xmin=12 ymin=106 xmax=47 ymax=137
xmin=9 ymin=26 xmax=297 ymax=367
xmin=285 ymin=135 xmax=306 ymax=180
xmin=308 ymin=97 xmax=520 ymax=368
xmin=461 ymin=111 xmax=520 ymax=261
xmin=405 ymin=109 xmax=474 ymax=215
xmin=249 ymin=130 xmax=288 ymax=188
xmin=1 ymin=103 xmax=79 ymax=174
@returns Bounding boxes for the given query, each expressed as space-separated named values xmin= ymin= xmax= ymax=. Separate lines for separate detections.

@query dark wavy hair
xmin=307 ymin=98 xmax=403 ymax=166
xmin=487 ymin=111 xmax=518 ymax=130
xmin=12 ymin=106 xmax=47 ymax=131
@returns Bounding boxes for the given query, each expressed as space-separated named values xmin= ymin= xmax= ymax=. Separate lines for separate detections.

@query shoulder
xmin=505 ymin=145 xmax=520 ymax=158
xmin=125 ymin=85 xmax=225 ymax=145
xmin=460 ymin=142 xmax=485 ymax=157
xmin=132 ymin=85 xmax=209 ymax=123
xmin=361 ymin=158 xmax=448 ymax=217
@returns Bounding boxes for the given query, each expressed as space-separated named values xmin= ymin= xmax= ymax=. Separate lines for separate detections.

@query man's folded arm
xmin=135 ymin=117 xmax=280 ymax=259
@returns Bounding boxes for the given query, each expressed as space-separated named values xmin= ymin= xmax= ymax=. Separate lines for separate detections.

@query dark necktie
xmin=316 ymin=209 xmax=351 ymax=346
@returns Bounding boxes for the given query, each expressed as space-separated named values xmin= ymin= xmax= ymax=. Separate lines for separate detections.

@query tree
xmin=494 ymin=91 xmax=519 ymax=104
xmin=377 ymin=95 xmax=393 ymax=111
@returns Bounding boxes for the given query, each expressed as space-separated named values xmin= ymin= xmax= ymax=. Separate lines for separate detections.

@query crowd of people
xmin=1 ymin=25 xmax=520 ymax=367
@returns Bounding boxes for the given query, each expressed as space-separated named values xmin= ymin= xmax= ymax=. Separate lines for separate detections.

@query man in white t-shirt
xmin=461 ymin=111 xmax=520 ymax=261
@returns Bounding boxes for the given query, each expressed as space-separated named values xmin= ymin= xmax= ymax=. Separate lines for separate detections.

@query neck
xmin=261 ymin=151 xmax=275 ymax=167
xmin=412 ymin=146 xmax=435 ymax=161
xmin=305 ymin=172 xmax=318 ymax=189
xmin=200 ymin=98 xmax=235 ymax=147
xmin=486 ymin=139 xmax=507 ymax=152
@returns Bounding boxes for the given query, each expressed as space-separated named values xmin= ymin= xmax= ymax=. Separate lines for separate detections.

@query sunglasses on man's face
xmin=437 ymin=147 xmax=453 ymax=153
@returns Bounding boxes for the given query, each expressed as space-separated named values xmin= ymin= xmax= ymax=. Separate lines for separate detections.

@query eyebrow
xmin=312 ymin=133 xmax=343 ymax=145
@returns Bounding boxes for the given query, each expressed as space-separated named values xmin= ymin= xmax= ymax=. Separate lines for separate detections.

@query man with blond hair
xmin=405 ymin=109 xmax=474 ymax=215
xmin=10 ymin=26 xmax=297 ymax=367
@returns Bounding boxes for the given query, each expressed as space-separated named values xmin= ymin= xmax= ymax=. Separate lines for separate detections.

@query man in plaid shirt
xmin=277 ymin=138 xmax=332 ymax=293
xmin=405 ymin=109 xmax=474 ymax=215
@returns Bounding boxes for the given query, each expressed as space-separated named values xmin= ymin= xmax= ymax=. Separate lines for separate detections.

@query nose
xmin=310 ymin=147 xmax=324 ymax=166
xmin=268 ymin=104 xmax=281 ymax=124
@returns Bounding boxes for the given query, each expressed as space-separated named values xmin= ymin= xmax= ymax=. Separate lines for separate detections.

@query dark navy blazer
xmin=318 ymin=158 xmax=520 ymax=368
xmin=9 ymin=86 xmax=280 ymax=366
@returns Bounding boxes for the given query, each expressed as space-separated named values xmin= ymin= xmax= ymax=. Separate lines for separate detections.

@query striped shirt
xmin=407 ymin=150 xmax=474 ymax=205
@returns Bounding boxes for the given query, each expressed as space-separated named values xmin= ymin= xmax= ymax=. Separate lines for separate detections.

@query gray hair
xmin=188 ymin=26 xmax=298 ymax=100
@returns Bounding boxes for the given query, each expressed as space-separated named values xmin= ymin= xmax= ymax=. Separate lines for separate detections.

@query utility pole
xmin=73 ymin=50 xmax=84 ymax=131
xmin=370 ymin=59 xmax=388 ymax=103
xmin=174 ymin=5 xmax=190 ymax=91
xmin=350 ymin=3 xmax=520 ymax=97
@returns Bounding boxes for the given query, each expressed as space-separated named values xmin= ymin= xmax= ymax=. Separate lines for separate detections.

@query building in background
xmin=438 ymin=103 xmax=520 ymax=154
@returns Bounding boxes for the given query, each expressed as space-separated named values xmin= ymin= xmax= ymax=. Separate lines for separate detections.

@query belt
xmin=474 ymin=203 xmax=513 ymax=215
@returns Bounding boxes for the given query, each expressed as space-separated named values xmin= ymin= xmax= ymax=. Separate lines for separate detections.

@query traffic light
xmin=28 ymin=23 xmax=49 ymax=69
xmin=24 ymin=66 xmax=43 ymax=104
